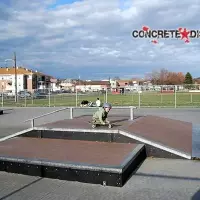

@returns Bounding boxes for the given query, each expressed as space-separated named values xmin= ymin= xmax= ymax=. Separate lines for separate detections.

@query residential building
xmin=0 ymin=66 xmax=54 ymax=93
xmin=117 ymin=80 xmax=130 ymax=87
xmin=75 ymin=80 xmax=110 ymax=92
xmin=50 ymin=78 xmax=61 ymax=91
xmin=59 ymin=79 xmax=75 ymax=91
xmin=110 ymin=80 xmax=119 ymax=92
xmin=194 ymin=78 xmax=200 ymax=87
xmin=112 ymin=79 xmax=139 ymax=93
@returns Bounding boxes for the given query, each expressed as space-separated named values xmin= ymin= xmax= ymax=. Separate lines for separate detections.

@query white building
xmin=50 ymin=78 xmax=60 ymax=91
xmin=75 ymin=81 xmax=110 ymax=92
xmin=0 ymin=71 xmax=29 ymax=92
xmin=0 ymin=66 xmax=54 ymax=93
xmin=59 ymin=82 xmax=75 ymax=91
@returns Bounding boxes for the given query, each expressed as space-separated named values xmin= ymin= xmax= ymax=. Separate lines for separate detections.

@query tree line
xmin=146 ymin=68 xmax=194 ymax=85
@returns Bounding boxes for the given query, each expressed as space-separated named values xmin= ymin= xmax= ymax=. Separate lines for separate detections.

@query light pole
xmin=5 ymin=52 xmax=17 ymax=102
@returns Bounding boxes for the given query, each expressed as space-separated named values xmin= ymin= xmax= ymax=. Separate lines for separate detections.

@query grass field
xmin=1 ymin=92 xmax=200 ymax=107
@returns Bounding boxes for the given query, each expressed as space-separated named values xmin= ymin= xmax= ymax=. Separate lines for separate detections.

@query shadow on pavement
xmin=135 ymin=173 xmax=200 ymax=181
xmin=0 ymin=177 xmax=43 ymax=200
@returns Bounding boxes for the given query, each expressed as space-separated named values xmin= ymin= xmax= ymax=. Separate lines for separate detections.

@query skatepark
xmin=0 ymin=107 xmax=199 ymax=199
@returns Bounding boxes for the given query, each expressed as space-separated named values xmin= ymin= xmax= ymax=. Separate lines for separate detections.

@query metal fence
xmin=1 ymin=85 xmax=200 ymax=108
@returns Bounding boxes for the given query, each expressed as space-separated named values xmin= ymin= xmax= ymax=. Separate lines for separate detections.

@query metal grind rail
xmin=24 ymin=106 xmax=137 ymax=128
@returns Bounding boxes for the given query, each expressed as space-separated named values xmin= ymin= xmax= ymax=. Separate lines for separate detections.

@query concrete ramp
xmin=33 ymin=115 xmax=192 ymax=159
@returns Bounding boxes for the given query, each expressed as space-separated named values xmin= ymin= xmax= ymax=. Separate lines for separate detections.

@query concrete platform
xmin=34 ymin=115 xmax=192 ymax=159
xmin=0 ymin=114 xmax=196 ymax=187
xmin=38 ymin=115 xmax=132 ymax=130
xmin=0 ymin=137 xmax=146 ymax=187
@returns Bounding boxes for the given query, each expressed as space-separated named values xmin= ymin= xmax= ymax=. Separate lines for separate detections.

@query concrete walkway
xmin=0 ymin=158 xmax=199 ymax=200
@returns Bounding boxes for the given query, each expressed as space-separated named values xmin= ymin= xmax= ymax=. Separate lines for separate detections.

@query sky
xmin=0 ymin=0 xmax=200 ymax=80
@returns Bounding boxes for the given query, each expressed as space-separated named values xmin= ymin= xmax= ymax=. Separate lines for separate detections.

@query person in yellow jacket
xmin=92 ymin=103 xmax=112 ymax=126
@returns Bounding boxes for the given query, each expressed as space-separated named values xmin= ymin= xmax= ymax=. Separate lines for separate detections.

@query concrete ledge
xmin=34 ymin=127 xmax=119 ymax=134
xmin=121 ymin=144 xmax=145 ymax=172
xmin=0 ymin=144 xmax=145 ymax=173
xmin=0 ymin=156 xmax=121 ymax=173
xmin=0 ymin=143 xmax=146 ymax=187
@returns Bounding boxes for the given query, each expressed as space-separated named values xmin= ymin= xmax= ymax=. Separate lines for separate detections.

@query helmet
xmin=103 ymin=103 xmax=112 ymax=108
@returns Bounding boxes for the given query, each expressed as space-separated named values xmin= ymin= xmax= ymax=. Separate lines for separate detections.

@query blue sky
xmin=47 ymin=0 xmax=82 ymax=9
xmin=0 ymin=0 xmax=200 ymax=80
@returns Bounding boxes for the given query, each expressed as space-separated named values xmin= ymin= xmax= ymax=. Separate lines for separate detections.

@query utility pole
xmin=13 ymin=52 xmax=17 ymax=102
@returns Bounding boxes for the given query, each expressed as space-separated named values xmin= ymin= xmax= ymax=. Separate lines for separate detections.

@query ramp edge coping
xmin=0 ymin=155 xmax=123 ymax=173
xmin=121 ymin=144 xmax=145 ymax=172
xmin=0 ymin=128 xmax=34 ymax=142
xmin=33 ymin=127 xmax=119 ymax=134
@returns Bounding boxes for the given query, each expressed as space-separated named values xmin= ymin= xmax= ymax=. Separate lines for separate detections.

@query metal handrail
xmin=24 ymin=107 xmax=69 ymax=122
xmin=24 ymin=106 xmax=137 ymax=128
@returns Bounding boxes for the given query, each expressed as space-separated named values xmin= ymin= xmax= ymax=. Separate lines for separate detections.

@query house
xmin=112 ymin=79 xmax=139 ymax=93
xmin=117 ymin=80 xmax=131 ymax=87
xmin=194 ymin=78 xmax=200 ymax=84
xmin=0 ymin=66 xmax=54 ymax=93
xmin=59 ymin=79 xmax=76 ymax=91
xmin=109 ymin=79 xmax=119 ymax=92
xmin=60 ymin=82 xmax=75 ymax=92
xmin=50 ymin=78 xmax=61 ymax=91
xmin=75 ymin=80 xmax=110 ymax=92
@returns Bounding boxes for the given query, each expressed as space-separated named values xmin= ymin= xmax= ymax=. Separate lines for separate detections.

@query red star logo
xmin=178 ymin=28 xmax=182 ymax=32
xmin=142 ymin=26 xmax=160 ymax=44
xmin=142 ymin=26 xmax=149 ymax=32
xmin=151 ymin=40 xmax=158 ymax=44
xmin=178 ymin=28 xmax=190 ymax=42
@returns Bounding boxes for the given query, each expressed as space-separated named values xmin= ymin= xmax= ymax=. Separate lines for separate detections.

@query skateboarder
xmin=92 ymin=103 xmax=112 ymax=126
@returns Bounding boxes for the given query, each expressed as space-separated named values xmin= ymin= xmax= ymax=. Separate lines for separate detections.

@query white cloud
xmin=0 ymin=0 xmax=200 ymax=79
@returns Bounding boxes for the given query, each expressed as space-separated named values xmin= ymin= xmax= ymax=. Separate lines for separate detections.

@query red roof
xmin=117 ymin=80 xmax=130 ymax=86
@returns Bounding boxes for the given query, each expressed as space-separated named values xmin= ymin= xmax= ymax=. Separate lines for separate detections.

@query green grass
xmin=1 ymin=92 xmax=200 ymax=107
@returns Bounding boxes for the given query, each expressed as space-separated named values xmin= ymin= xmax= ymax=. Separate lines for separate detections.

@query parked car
xmin=0 ymin=93 xmax=8 ymax=97
xmin=18 ymin=91 xmax=31 ymax=98
xmin=6 ymin=91 xmax=15 ymax=98
xmin=33 ymin=91 xmax=47 ymax=99
xmin=51 ymin=90 xmax=61 ymax=94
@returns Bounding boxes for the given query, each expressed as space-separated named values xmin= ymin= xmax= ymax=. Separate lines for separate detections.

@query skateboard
xmin=88 ymin=121 xmax=113 ymax=129
xmin=92 ymin=123 xmax=112 ymax=129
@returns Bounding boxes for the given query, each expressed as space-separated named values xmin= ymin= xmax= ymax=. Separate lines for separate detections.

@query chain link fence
xmin=0 ymin=84 xmax=200 ymax=108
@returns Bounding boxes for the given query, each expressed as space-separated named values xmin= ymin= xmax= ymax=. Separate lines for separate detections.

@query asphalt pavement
xmin=0 ymin=158 xmax=199 ymax=200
